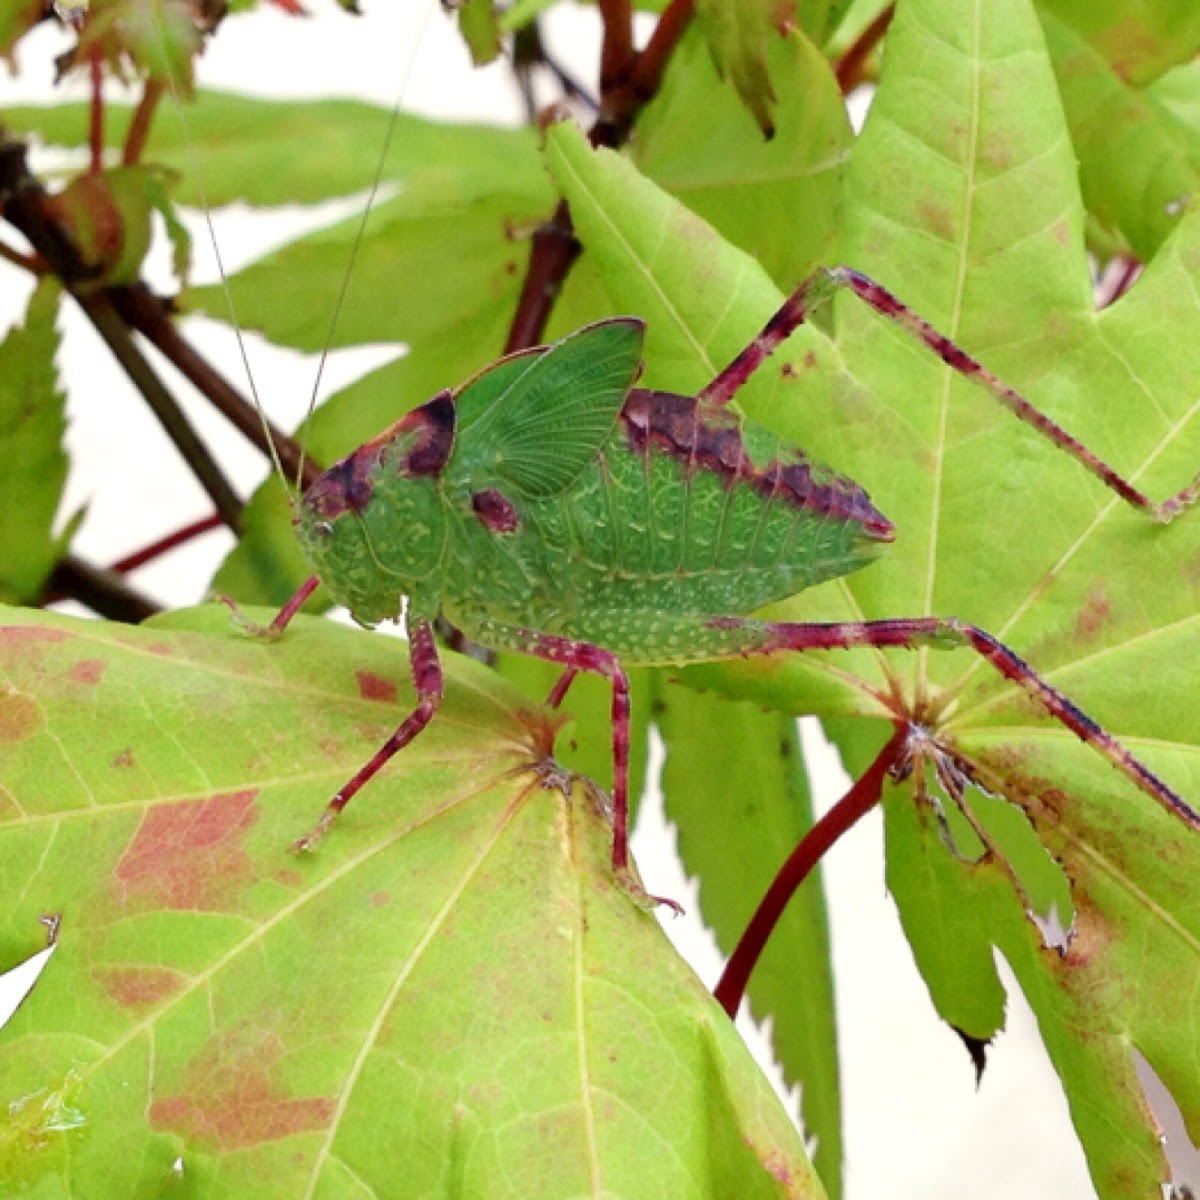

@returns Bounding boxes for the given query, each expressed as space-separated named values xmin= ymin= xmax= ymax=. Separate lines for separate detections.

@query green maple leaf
xmin=544 ymin=1 xmax=1200 ymax=1195
xmin=0 ymin=605 xmax=820 ymax=1197
xmin=6 ymin=2 xmax=1198 ymax=1195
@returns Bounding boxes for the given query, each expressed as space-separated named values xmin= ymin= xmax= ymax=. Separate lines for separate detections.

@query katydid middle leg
xmin=703 ymin=266 xmax=1200 ymax=522
xmin=466 ymin=620 xmax=636 ymax=874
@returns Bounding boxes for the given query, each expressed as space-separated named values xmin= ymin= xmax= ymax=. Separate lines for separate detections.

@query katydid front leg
xmin=284 ymin=605 xmax=444 ymax=853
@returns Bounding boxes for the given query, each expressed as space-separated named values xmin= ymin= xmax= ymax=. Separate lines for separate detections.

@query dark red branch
xmin=109 ymin=512 xmax=224 ymax=575
xmin=504 ymin=0 xmax=696 ymax=352
xmin=122 ymin=78 xmax=164 ymax=166
xmin=835 ymin=4 xmax=895 ymax=95
xmin=713 ymin=727 xmax=906 ymax=1017
xmin=503 ymin=199 xmax=580 ymax=354
xmin=46 ymin=555 xmax=161 ymax=623
xmin=0 ymin=138 xmax=244 ymax=530
xmin=619 ymin=0 xmax=694 ymax=119
xmin=0 ymin=237 xmax=43 ymax=273
xmin=88 ymin=50 xmax=104 ymax=174
xmin=598 ymin=0 xmax=635 ymax=91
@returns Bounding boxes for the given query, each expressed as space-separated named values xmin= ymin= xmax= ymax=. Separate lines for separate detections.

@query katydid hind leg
xmin=293 ymin=613 xmax=444 ymax=852
xmin=703 ymin=612 xmax=1200 ymax=832
xmin=545 ymin=667 xmax=579 ymax=709
xmin=702 ymin=266 xmax=1200 ymax=521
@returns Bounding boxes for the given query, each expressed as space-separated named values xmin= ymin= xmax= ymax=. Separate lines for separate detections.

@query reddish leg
xmin=218 ymin=574 xmax=320 ymax=640
xmin=469 ymin=621 xmax=635 ymax=875
xmin=293 ymin=613 xmax=444 ymax=852
xmin=708 ymin=614 xmax=1200 ymax=833
xmin=535 ymin=642 xmax=632 ymax=874
xmin=702 ymin=265 xmax=1200 ymax=522
xmin=545 ymin=667 xmax=579 ymax=709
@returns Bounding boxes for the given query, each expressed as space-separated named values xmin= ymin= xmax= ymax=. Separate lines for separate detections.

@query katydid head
xmin=294 ymin=390 xmax=455 ymax=626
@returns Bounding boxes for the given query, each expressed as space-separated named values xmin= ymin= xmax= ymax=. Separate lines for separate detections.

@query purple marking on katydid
xmin=400 ymin=390 xmax=455 ymax=476
xmin=472 ymin=488 xmax=519 ymax=532
xmin=303 ymin=449 xmax=378 ymax=521
xmin=302 ymin=391 xmax=455 ymax=522
xmin=622 ymin=389 xmax=895 ymax=541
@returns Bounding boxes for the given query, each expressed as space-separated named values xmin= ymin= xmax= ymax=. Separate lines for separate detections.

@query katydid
xmin=263 ymin=264 xmax=1200 ymax=886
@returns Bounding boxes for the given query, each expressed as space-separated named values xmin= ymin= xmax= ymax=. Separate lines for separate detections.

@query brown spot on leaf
xmin=0 ymin=690 xmax=41 ymax=742
xmin=1074 ymin=584 xmax=1111 ymax=640
xmin=94 ymin=965 xmax=186 ymax=1010
xmin=113 ymin=790 xmax=259 ymax=911
xmin=2 ymin=625 xmax=67 ymax=668
xmin=149 ymin=1030 xmax=335 ymax=1151
xmin=69 ymin=659 xmax=106 ymax=686
xmin=273 ymin=866 xmax=304 ymax=889
xmin=112 ymin=747 xmax=135 ymax=769
xmin=355 ymin=669 xmax=397 ymax=703
xmin=918 ymin=198 xmax=957 ymax=241
xmin=1061 ymin=901 xmax=1116 ymax=971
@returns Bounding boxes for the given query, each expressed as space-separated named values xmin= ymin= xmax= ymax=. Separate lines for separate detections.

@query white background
xmin=2 ymin=4 xmax=1191 ymax=1197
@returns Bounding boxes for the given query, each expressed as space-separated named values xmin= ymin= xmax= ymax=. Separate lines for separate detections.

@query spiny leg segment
xmin=703 ymin=265 xmax=1200 ymax=523
xmin=707 ymin=613 xmax=1200 ymax=833
xmin=292 ymin=611 xmax=444 ymax=853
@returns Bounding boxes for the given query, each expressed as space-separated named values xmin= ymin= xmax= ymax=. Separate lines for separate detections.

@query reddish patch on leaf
xmin=112 ymin=747 xmax=135 ymax=768
xmin=2 ymin=625 xmax=67 ymax=668
xmin=761 ymin=1150 xmax=795 ymax=1184
xmin=113 ymin=790 xmax=259 ymax=911
xmin=370 ymin=890 xmax=390 ymax=907
xmin=355 ymin=669 xmax=397 ymax=703
xmin=69 ymin=658 xmax=106 ymax=686
xmin=1061 ymin=903 xmax=1116 ymax=971
xmin=3 ymin=626 xmax=68 ymax=646
xmin=94 ymin=965 xmax=186 ymax=1009
xmin=273 ymin=866 xmax=304 ymax=889
xmin=150 ymin=1031 xmax=335 ymax=1151
xmin=0 ymin=691 xmax=41 ymax=742
xmin=1074 ymin=585 xmax=1112 ymax=640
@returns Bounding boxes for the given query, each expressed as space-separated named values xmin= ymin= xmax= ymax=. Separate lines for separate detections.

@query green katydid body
xmin=296 ymin=318 xmax=893 ymax=659
xmin=279 ymin=271 xmax=1198 ymax=880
